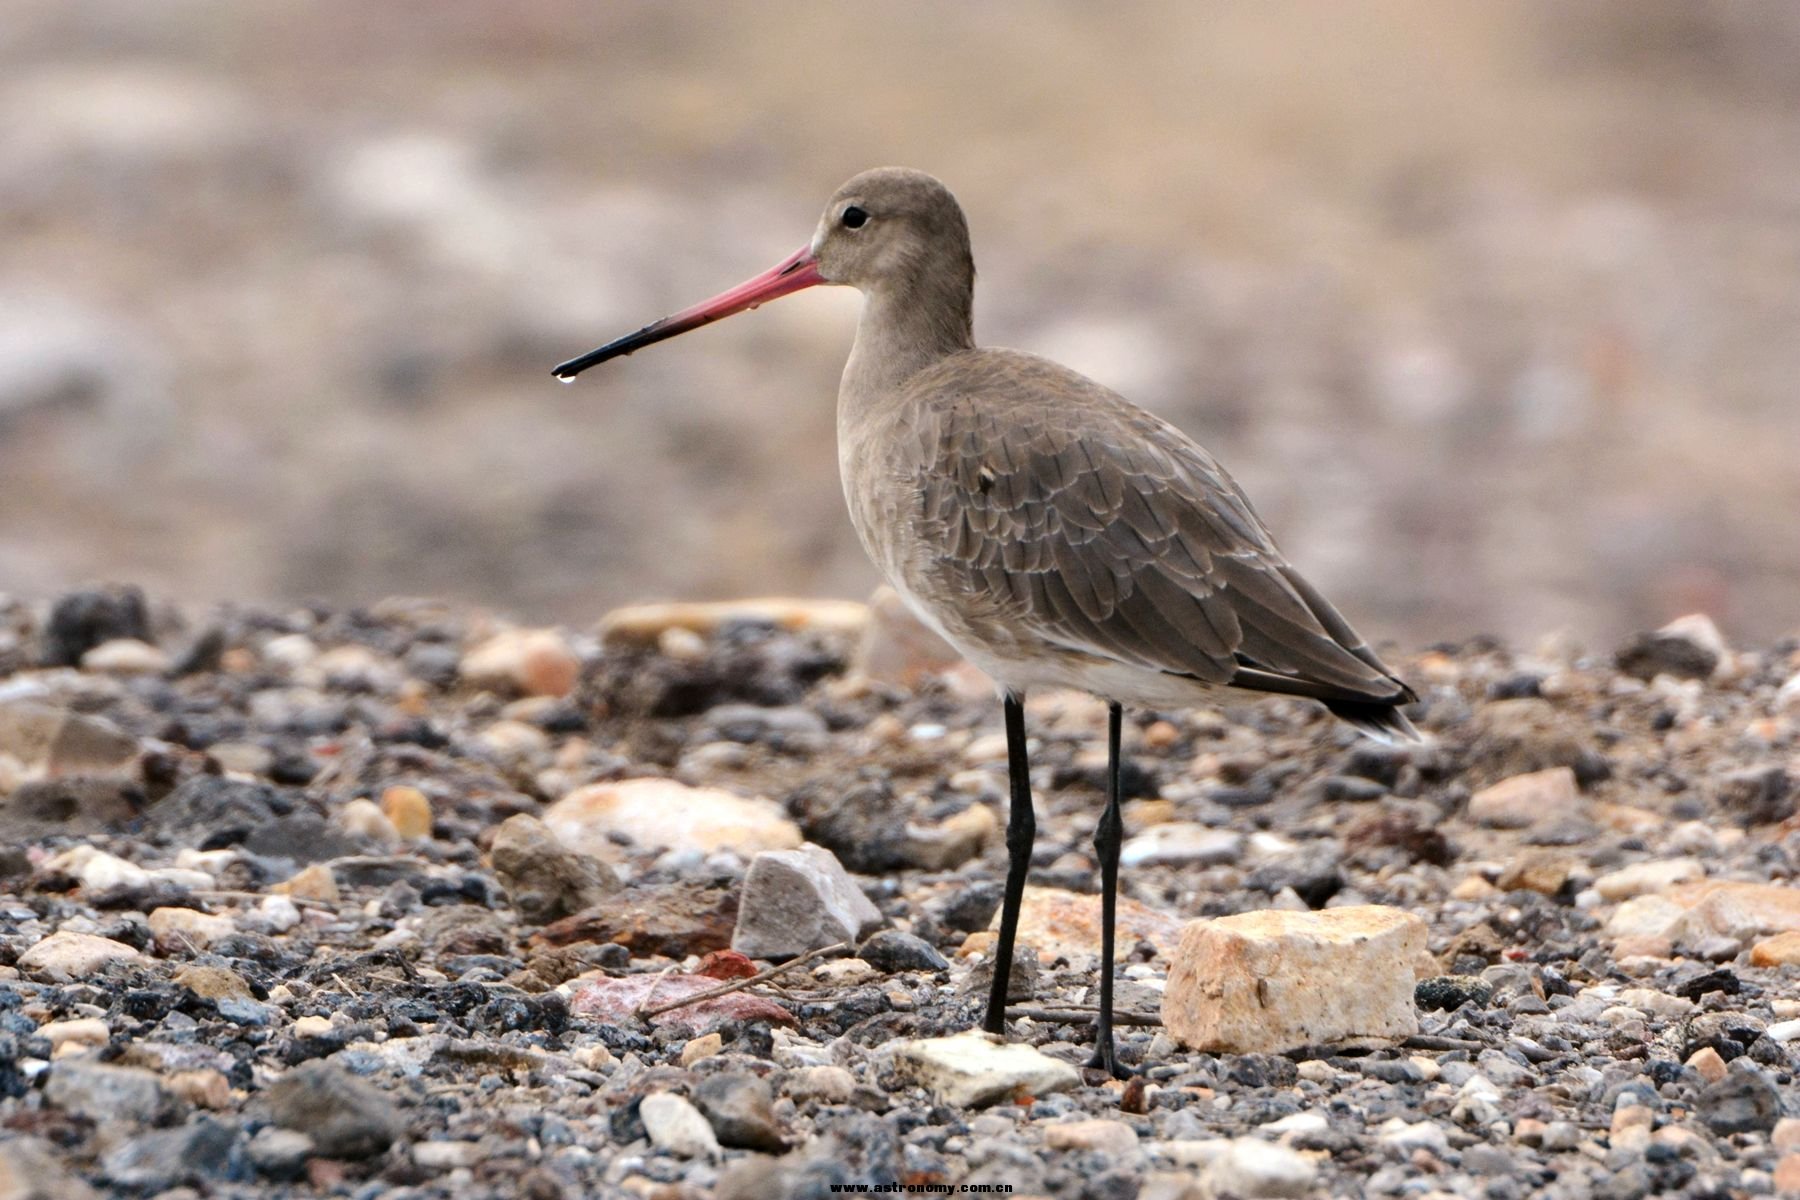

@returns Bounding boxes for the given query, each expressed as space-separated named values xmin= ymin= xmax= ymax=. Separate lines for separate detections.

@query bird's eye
xmin=841 ymin=206 xmax=869 ymax=229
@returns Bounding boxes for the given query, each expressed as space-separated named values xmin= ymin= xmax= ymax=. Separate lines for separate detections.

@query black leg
xmin=983 ymin=691 xmax=1036 ymax=1035
xmin=1085 ymin=701 xmax=1130 ymax=1078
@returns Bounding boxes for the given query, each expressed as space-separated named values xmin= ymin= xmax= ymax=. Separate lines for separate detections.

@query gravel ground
xmin=2 ymin=587 xmax=1798 ymax=1200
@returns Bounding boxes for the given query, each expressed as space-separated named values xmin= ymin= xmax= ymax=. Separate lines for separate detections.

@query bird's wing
xmin=904 ymin=352 xmax=1412 ymax=705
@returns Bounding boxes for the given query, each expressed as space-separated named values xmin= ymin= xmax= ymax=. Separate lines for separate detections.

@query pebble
xmin=1699 ymin=1061 xmax=1785 ymax=1135
xmin=1467 ymin=767 xmax=1579 ymax=829
xmin=1205 ymin=1138 xmax=1317 ymax=1198
xmin=413 ymin=1140 xmax=486 ymax=1170
xmin=17 ymin=931 xmax=145 ymax=981
xmin=44 ymin=1061 xmax=177 ymax=1124
xmin=1593 ymin=858 xmax=1706 ymax=900
xmin=39 ymin=1017 xmax=110 ymax=1051
xmin=886 ymin=1031 xmax=1080 ymax=1108
xmin=542 ymin=778 xmax=802 ymax=862
xmin=692 ymin=1073 xmax=786 ymax=1152
xmin=730 ymin=843 xmax=883 ymax=959
xmin=488 ymin=812 xmax=621 ymax=924
xmin=1616 ymin=613 xmax=1727 ymax=681
xmin=271 ymin=862 xmax=340 ymax=903
xmin=997 ymin=885 xmax=1183 ymax=965
xmin=856 ymin=929 xmax=949 ymax=973
xmin=1044 ymin=1118 xmax=1139 ymax=1158
xmin=784 ymin=1065 xmax=855 ymax=1105
xmin=460 ymin=628 xmax=581 ymax=698
xmin=79 ymin=638 xmax=169 ymax=674
xmin=266 ymin=1062 xmax=405 ymax=1159
xmin=380 ymin=785 xmax=432 ymax=839
xmin=147 ymin=906 xmax=237 ymax=951
xmin=639 ymin=1092 xmax=721 ymax=1158
xmin=246 ymin=1127 xmax=314 ymax=1180
xmin=1120 ymin=823 xmax=1244 ymax=868
xmin=1752 ymin=931 xmax=1800 ymax=967
xmin=1685 ymin=1047 xmax=1728 ymax=1084
xmin=0 ymin=1138 xmax=100 ymax=1200
xmin=600 ymin=598 xmax=867 ymax=644
xmin=1162 ymin=906 xmax=1425 ymax=1053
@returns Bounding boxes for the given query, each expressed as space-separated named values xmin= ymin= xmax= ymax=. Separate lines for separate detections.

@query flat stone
xmin=600 ymin=598 xmax=868 ymax=646
xmin=1162 ymin=905 xmax=1425 ymax=1054
xmin=639 ymin=1092 xmax=720 ymax=1158
xmin=18 ymin=930 xmax=145 ymax=981
xmin=380 ymin=785 xmax=432 ymax=839
xmin=783 ymin=1065 xmax=855 ymax=1105
xmin=80 ymin=638 xmax=168 ymax=674
xmin=1043 ymin=1118 xmax=1139 ymax=1158
xmin=1467 ymin=767 xmax=1578 ymax=829
xmin=857 ymin=929 xmax=949 ymax=973
xmin=1686 ymin=1047 xmax=1728 ymax=1084
xmin=45 ymin=1060 xmax=178 ymax=1125
xmin=992 ymin=885 xmax=1183 ymax=966
xmin=1121 ymin=823 xmax=1244 ymax=868
xmin=247 ymin=1127 xmax=313 ymax=1180
xmin=543 ymin=777 xmax=801 ymax=863
xmin=886 ymin=1030 xmax=1080 ymax=1108
xmin=0 ymin=1137 xmax=100 ymax=1200
xmin=266 ymin=1061 xmax=404 ymax=1159
xmin=731 ymin=843 xmax=883 ymax=960
xmin=692 ymin=1073 xmax=786 ymax=1152
xmin=1204 ymin=1138 xmax=1318 ymax=1198
xmin=488 ymin=812 xmax=621 ymax=924
xmin=1594 ymin=858 xmax=1706 ymax=900
xmin=0 ymin=701 xmax=139 ymax=780
xmin=1616 ymin=614 xmax=1726 ymax=682
xmin=98 ymin=1116 xmax=243 ymax=1189
xmin=460 ymin=628 xmax=580 ymax=698
xmin=148 ymin=906 xmax=236 ymax=951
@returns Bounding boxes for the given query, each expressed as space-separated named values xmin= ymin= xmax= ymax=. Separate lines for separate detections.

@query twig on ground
xmin=636 ymin=941 xmax=851 ymax=1021
xmin=1004 ymin=1005 xmax=1163 ymax=1027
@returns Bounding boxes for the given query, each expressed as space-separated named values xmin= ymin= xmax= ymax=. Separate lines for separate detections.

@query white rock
xmin=460 ymin=629 xmax=580 ymax=698
xmin=148 ymin=906 xmax=236 ymax=950
xmin=1376 ymin=1117 xmax=1448 ymax=1155
xmin=1593 ymin=858 xmax=1705 ymax=901
xmin=1204 ymin=1138 xmax=1317 ymax=1198
xmin=17 ymin=931 xmax=145 ymax=981
xmin=639 ymin=1092 xmax=720 ymax=1158
xmin=413 ymin=1140 xmax=486 ymax=1170
xmin=1161 ymin=906 xmax=1424 ymax=1053
xmin=885 ymin=1030 xmax=1080 ymax=1108
xmin=1606 ymin=894 xmax=1687 ymax=940
xmin=731 ymin=843 xmax=884 ymax=959
xmin=1120 ymin=823 xmax=1243 ymax=868
xmin=79 ymin=638 xmax=168 ymax=674
xmin=542 ymin=778 xmax=801 ymax=863
xmin=1766 ymin=1019 xmax=1800 ymax=1043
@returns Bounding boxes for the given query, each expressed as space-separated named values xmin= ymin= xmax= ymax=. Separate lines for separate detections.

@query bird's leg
xmin=1086 ymin=701 xmax=1130 ymax=1078
xmin=983 ymin=691 xmax=1036 ymax=1036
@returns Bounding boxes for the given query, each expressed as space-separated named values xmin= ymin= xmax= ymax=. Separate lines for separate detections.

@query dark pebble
xmin=857 ymin=930 xmax=950 ymax=973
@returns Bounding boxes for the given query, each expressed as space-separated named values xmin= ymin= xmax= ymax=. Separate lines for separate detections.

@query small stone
xmin=852 ymin=586 xmax=960 ymax=686
xmin=1616 ymin=614 xmax=1726 ymax=682
xmin=413 ymin=1141 xmax=485 ymax=1170
xmin=1204 ymin=1138 xmax=1317 ymax=1198
xmin=461 ymin=628 xmax=580 ymax=698
xmin=247 ymin=1127 xmax=314 ymax=1180
xmin=381 ymin=786 xmax=432 ymax=839
xmin=1415 ymin=976 xmax=1494 ymax=1012
xmin=886 ymin=1030 xmax=1081 ymax=1108
xmin=1468 ymin=767 xmax=1579 ymax=829
xmin=1497 ymin=852 xmax=1576 ymax=895
xmin=680 ymin=1033 xmax=724 ymax=1066
xmin=996 ymin=885 xmax=1183 ymax=965
xmin=784 ymin=1065 xmax=855 ymax=1104
xmin=1120 ymin=823 xmax=1243 ymax=868
xmin=166 ymin=1069 xmax=231 ymax=1109
xmin=99 ymin=1116 xmax=243 ymax=1189
xmin=600 ymin=597 xmax=867 ymax=645
xmin=639 ymin=1092 xmax=720 ymax=1158
xmin=1752 ymin=932 xmax=1800 ymax=968
xmin=1594 ymin=859 xmax=1706 ymax=901
xmin=1451 ymin=875 xmax=1500 ymax=901
xmin=45 ymin=1061 xmax=178 ymax=1124
xmin=1776 ymin=1153 xmax=1800 ymax=1197
xmin=40 ymin=586 xmax=151 ymax=667
xmin=692 ymin=1073 xmax=786 ymax=1152
xmin=39 ymin=1017 xmax=110 ymax=1050
xmin=488 ymin=813 xmax=621 ymax=924
xmin=1686 ymin=1047 xmax=1728 ymax=1084
xmin=857 ymin=929 xmax=949 ymax=973
xmin=272 ymin=863 xmax=339 ymax=903
xmin=0 ymin=700 xmax=139 ymax=783
xmin=1162 ymin=906 xmax=1425 ymax=1053
xmin=1611 ymin=1105 xmax=1653 ymax=1137
xmin=1606 ymin=894 xmax=1687 ymax=941
xmin=336 ymin=797 xmax=399 ymax=844
xmin=148 ymin=906 xmax=236 ymax=951
xmin=902 ymin=802 xmax=997 ymax=870
xmin=543 ymin=777 xmax=801 ymax=863
xmin=18 ymin=930 xmax=145 ymax=981
xmin=172 ymin=964 xmax=253 ymax=1001
xmin=731 ymin=843 xmax=884 ymax=960
xmin=1773 ymin=1118 xmax=1800 ymax=1151
xmin=80 ymin=638 xmax=169 ymax=674
xmin=813 ymin=958 xmax=878 ymax=986
xmin=292 ymin=1015 xmax=333 ymax=1038
xmin=266 ymin=1061 xmax=405 ymax=1159
xmin=1540 ymin=1121 xmax=1581 ymax=1151
xmin=1044 ymin=1119 xmax=1139 ymax=1158
xmin=1699 ymin=1061 xmax=1784 ymax=1135
xmin=0 ymin=1138 xmax=100 ymax=1200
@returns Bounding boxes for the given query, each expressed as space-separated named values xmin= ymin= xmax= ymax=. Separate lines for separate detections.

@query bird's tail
xmin=1324 ymin=698 xmax=1427 ymax=746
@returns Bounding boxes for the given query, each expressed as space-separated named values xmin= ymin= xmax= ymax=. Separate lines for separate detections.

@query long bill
xmin=552 ymin=245 xmax=824 ymax=381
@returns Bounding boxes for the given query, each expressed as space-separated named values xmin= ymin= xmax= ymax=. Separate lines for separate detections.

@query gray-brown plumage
xmin=554 ymin=166 xmax=1420 ymax=1079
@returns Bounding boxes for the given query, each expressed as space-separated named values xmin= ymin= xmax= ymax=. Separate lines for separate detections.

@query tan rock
xmin=336 ymin=798 xmax=398 ymax=844
xmin=994 ymin=886 xmax=1183 ymax=965
xmin=1467 ymin=767 xmax=1578 ymax=829
xmin=886 ymin=1030 xmax=1080 ymax=1107
xmin=148 ymin=906 xmax=236 ymax=951
xmin=680 ymin=1032 xmax=724 ymax=1067
xmin=18 ymin=931 xmax=145 ymax=981
xmin=1497 ymin=852 xmax=1576 ymax=896
xmin=542 ymin=778 xmax=801 ymax=863
xmin=381 ymin=785 xmax=432 ymax=840
xmin=1044 ymin=1119 xmax=1139 ymax=1158
xmin=1606 ymin=895 xmax=1688 ymax=941
xmin=1591 ymin=802 xmax=1666 ymax=835
xmin=461 ymin=629 xmax=580 ymax=698
xmin=1593 ymin=858 xmax=1706 ymax=901
xmin=272 ymin=863 xmax=340 ymax=903
xmin=166 ymin=1068 xmax=232 ymax=1109
xmin=1753 ymin=932 xmax=1800 ymax=968
xmin=902 ymin=803 xmax=997 ymax=870
xmin=1773 ymin=1117 xmax=1800 ymax=1151
xmin=174 ymin=964 xmax=253 ymax=1000
xmin=1671 ymin=880 xmax=1800 ymax=939
xmin=853 ymin=586 xmax=960 ymax=687
xmin=0 ymin=701 xmax=139 ymax=779
xmin=1775 ymin=1152 xmax=1800 ymax=1197
xmin=39 ymin=1018 xmax=109 ymax=1050
xmin=1162 ymin=906 xmax=1425 ymax=1054
xmin=1686 ymin=1046 xmax=1728 ymax=1084
xmin=600 ymin=598 xmax=868 ymax=646
xmin=80 ymin=638 xmax=169 ymax=674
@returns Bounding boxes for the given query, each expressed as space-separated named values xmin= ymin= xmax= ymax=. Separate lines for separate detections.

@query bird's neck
xmin=841 ymin=269 xmax=975 ymax=403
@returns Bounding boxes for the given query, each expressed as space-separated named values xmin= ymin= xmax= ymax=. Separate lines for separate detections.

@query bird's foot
xmin=1084 ymin=1040 xmax=1133 ymax=1081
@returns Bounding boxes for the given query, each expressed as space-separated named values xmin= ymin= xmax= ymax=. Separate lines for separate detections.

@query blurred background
xmin=2 ymin=0 xmax=1796 ymax=648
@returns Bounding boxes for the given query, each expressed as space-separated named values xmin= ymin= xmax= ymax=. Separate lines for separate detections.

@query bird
xmin=554 ymin=167 xmax=1419 ymax=1078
